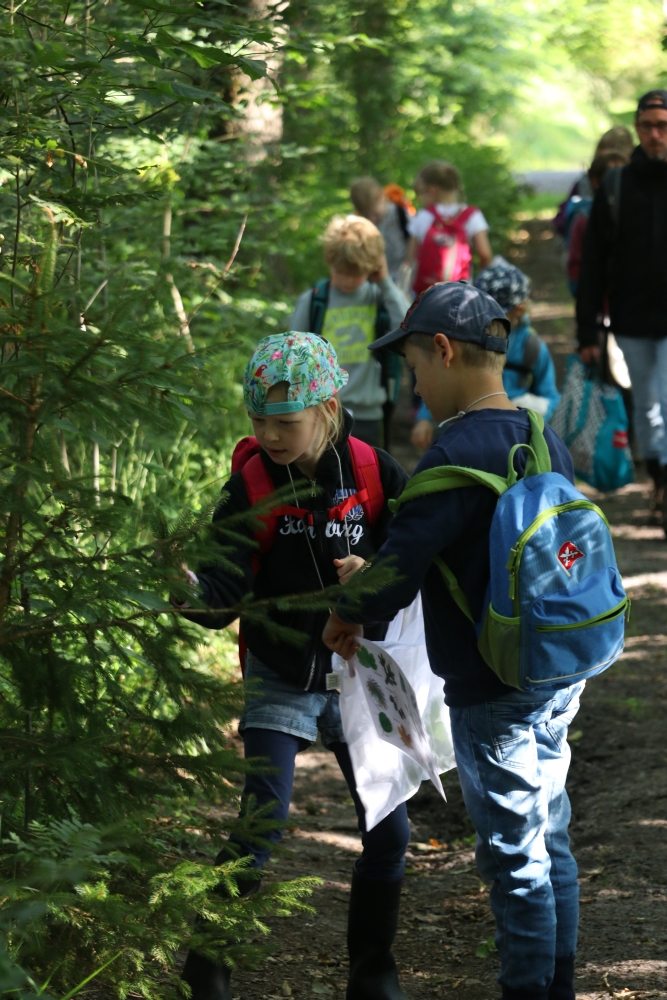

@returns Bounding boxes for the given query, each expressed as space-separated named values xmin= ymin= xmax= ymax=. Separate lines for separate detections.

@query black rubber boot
xmin=548 ymin=954 xmax=576 ymax=1000
xmin=346 ymin=870 xmax=408 ymax=1000
xmin=181 ymin=875 xmax=260 ymax=1000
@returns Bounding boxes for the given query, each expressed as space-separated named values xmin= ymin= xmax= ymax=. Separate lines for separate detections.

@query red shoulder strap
xmin=232 ymin=435 xmax=261 ymax=475
xmin=348 ymin=437 xmax=384 ymax=527
xmin=241 ymin=453 xmax=278 ymax=555
xmin=453 ymin=205 xmax=477 ymax=228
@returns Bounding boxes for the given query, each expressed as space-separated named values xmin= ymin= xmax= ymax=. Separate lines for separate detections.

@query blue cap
xmin=369 ymin=280 xmax=511 ymax=356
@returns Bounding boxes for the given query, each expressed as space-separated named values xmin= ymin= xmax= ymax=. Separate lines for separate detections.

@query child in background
xmin=475 ymin=261 xmax=560 ymax=418
xmin=179 ymin=332 xmax=411 ymax=1000
xmin=567 ymin=151 xmax=629 ymax=296
xmin=407 ymin=160 xmax=493 ymax=294
xmin=350 ymin=176 xmax=414 ymax=283
xmin=290 ymin=215 xmax=409 ymax=448
xmin=410 ymin=263 xmax=559 ymax=449
xmin=323 ymin=282 xmax=582 ymax=1000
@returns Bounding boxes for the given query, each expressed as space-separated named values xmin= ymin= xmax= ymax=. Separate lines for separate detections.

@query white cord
xmin=287 ymin=463 xmax=326 ymax=592
xmin=438 ymin=391 xmax=508 ymax=428
xmin=332 ymin=444 xmax=352 ymax=557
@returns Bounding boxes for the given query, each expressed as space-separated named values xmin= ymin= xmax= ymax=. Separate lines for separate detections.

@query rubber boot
xmin=181 ymin=875 xmax=260 ymax=1000
xmin=548 ymin=955 xmax=576 ymax=1000
xmin=346 ymin=869 xmax=408 ymax=1000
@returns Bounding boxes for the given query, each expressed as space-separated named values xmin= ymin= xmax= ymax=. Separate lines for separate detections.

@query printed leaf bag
xmin=551 ymin=355 xmax=633 ymax=493
xmin=333 ymin=597 xmax=455 ymax=831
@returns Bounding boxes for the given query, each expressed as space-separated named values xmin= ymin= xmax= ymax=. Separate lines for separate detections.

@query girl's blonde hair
xmin=316 ymin=396 xmax=345 ymax=450
xmin=322 ymin=214 xmax=384 ymax=275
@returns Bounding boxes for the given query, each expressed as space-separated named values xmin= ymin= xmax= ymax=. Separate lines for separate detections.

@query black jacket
xmin=192 ymin=414 xmax=408 ymax=691
xmin=577 ymin=145 xmax=667 ymax=347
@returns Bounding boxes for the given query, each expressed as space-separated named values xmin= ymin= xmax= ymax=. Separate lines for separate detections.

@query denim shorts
xmin=239 ymin=650 xmax=345 ymax=748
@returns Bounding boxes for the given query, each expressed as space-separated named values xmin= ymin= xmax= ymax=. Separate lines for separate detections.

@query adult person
xmin=576 ymin=91 xmax=667 ymax=532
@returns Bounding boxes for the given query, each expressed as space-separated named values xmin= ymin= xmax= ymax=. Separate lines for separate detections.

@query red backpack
xmin=413 ymin=205 xmax=476 ymax=295
xmin=230 ymin=435 xmax=385 ymax=671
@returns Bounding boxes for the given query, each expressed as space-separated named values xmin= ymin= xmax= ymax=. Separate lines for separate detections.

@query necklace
xmin=438 ymin=391 xmax=508 ymax=428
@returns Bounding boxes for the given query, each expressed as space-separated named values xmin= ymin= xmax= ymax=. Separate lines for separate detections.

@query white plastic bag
xmin=333 ymin=596 xmax=455 ymax=831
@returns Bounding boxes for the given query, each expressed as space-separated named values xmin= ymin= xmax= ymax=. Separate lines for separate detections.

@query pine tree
xmin=0 ymin=2 xmax=317 ymax=994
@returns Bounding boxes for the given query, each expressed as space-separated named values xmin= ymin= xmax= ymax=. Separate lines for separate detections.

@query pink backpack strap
xmin=347 ymin=436 xmax=384 ymax=527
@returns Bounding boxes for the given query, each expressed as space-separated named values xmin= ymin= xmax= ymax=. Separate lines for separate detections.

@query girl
xmin=180 ymin=332 xmax=411 ymax=1000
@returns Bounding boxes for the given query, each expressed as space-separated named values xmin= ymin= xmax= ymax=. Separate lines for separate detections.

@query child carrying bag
xmin=390 ymin=410 xmax=629 ymax=692
xmin=550 ymin=354 xmax=634 ymax=493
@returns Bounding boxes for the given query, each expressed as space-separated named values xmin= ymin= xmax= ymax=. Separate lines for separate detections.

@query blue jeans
xmin=449 ymin=683 xmax=584 ymax=999
xmin=225 ymin=652 xmax=411 ymax=882
xmin=615 ymin=335 xmax=667 ymax=464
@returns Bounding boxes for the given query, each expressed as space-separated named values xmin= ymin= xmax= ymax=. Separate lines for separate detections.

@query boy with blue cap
xmin=411 ymin=264 xmax=560 ymax=449
xmin=324 ymin=283 xmax=582 ymax=1000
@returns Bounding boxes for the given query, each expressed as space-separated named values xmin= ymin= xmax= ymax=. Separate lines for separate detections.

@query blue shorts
xmin=239 ymin=650 xmax=345 ymax=748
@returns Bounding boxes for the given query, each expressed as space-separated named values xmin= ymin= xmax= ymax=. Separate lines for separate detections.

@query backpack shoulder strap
xmin=602 ymin=166 xmax=623 ymax=235
xmin=241 ymin=453 xmax=278 ymax=554
xmin=455 ymin=205 xmax=477 ymax=225
xmin=389 ymin=465 xmax=508 ymax=513
xmin=348 ymin=436 xmax=384 ymax=526
xmin=309 ymin=278 xmax=330 ymax=336
xmin=522 ymin=331 xmax=541 ymax=372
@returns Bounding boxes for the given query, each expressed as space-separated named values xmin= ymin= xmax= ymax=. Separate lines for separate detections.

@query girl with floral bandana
xmin=180 ymin=332 xmax=412 ymax=1000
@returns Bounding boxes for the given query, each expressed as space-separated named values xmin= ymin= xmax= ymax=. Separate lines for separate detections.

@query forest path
xmin=232 ymin=220 xmax=667 ymax=1000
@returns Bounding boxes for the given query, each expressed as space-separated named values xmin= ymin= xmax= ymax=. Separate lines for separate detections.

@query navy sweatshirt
xmin=338 ymin=409 xmax=575 ymax=708
xmin=190 ymin=412 xmax=408 ymax=692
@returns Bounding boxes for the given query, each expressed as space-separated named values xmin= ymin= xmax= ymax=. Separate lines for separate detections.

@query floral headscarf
xmin=243 ymin=332 xmax=348 ymax=415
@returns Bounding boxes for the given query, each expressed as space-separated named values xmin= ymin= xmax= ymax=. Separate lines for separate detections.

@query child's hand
xmin=411 ymin=419 xmax=434 ymax=450
xmin=367 ymin=254 xmax=389 ymax=284
xmin=322 ymin=609 xmax=363 ymax=660
xmin=334 ymin=555 xmax=367 ymax=585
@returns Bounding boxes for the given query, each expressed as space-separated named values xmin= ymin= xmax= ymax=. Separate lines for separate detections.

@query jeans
xmin=449 ymin=683 xmax=584 ymax=1000
xmin=226 ymin=653 xmax=411 ymax=882
xmin=615 ymin=335 xmax=667 ymax=465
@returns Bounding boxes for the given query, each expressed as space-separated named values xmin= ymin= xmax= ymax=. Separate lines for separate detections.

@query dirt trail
xmin=232 ymin=220 xmax=667 ymax=1000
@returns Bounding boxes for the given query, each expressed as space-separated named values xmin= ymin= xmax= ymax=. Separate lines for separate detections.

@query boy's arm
xmin=405 ymin=235 xmax=419 ymax=264
xmin=373 ymin=265 xmax=410 ymax=329
xmin=289 ymin=288 xmax=314 ymax=333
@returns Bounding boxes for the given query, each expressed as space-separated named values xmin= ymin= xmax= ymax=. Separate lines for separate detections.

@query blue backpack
xmin=551 ymin=355 xmax=634 ymax=493
xmin=391 ymin=410 xmax=628 ymax=691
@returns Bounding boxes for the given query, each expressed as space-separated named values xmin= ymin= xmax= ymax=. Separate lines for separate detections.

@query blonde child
xmin=290 ymin=215 xmax=409 ymax=448
xmin=180 ymin=332 xmax=411 ymax=1000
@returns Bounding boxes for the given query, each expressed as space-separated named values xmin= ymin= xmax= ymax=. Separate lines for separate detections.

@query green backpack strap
xmin=433 ymin=555 xmax=474 ymax=622
xmin=388 ymin=409 xmax=552 ymax=623
xmin=389 ymin=465 xmax=507 ymax=623
xmin=389 ymin=465 xmax=508 ymax=513
xmin=507 ymin=410 xmax=552 ymax=485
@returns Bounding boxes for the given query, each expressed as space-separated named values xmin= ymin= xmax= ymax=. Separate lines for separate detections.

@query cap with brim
xmin=244 ymin=331 xmax=348 ymax=416
xmin=637 ymin=90 xmax=667 ymax=115
xmin=369 ymin=280 xmax=511 ymax=355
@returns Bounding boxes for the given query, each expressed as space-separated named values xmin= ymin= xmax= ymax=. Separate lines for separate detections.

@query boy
xmin=406 ymin=160 xmax=493 ymax=294
xmin=350 ymin=177 xmax=412 ymax=282
xmin=324 ymin=282 xmax=582 ymax=1000
xmin=411 ymin=262 xmax=560 ymax=449
xmin=290 ymin=214 xmax=409 ymax=448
